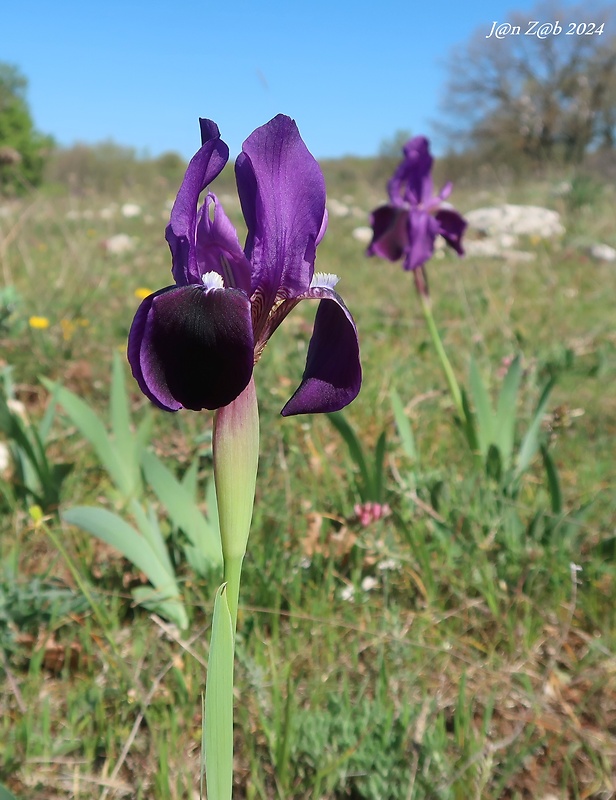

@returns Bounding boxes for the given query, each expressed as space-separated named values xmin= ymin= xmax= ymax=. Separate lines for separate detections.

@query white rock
xmin=590 ymin=243 xmax=616 ymax=262
xmin=352 ymin=226 xmax=373 ymax=244
xmin=466 ymin=204 xmax=564 ymax=239
xmin=103 ymin=233 xmax=136 ymax=255
xmin=121 ymin=203 xmax=142 ymax=218
xmin=465 ymin=238 xmax=536 ymax=262
xmin=0 ymin=441 xmax=11 ymax=475
xmin=327 ymin=198 xmax=350 ymax=217
xmin=99 ymin=205 xmax=116 ymax=220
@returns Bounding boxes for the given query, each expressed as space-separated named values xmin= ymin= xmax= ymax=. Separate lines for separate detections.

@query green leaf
xmin=460 ymin=388 xmax=479 ymax=453
xmin=390 ymin=389 xmax=417 ymax=462
xmin=494 ymin=356 xmax=522 ymax=469
xmin=43 ymin=379 xmax=131 ymax=497
xmin=141 ymin=450 xmax=222 ymax=569
xmin=128 ymin=498 xmax=176 ymax=577
xmin=469 ymin=357 xmax=493 ymax=457
xmin=38 ymin=386 xmax=59 ymax=444
xmin=131 ymin=585 xmax=188 ymax=630
xmin=181 ymin=457 xmax=200 ymax=500
xmin=541 ymin=444 xmax=562 ymax=515
xmin=205 ymin=583 xmax=235 ymax=800
xmin=328 ymin=412 xmax=371 ymax=501
xmin=110 ymin=352 xmax=137 ymax=488
xmin=515 ymin=377 xmax=556 ymax=479
xmin=0 ymin=783 xmax=20 ymax=800
xmin=61 ymin=505 xmax=183 ymax=608
xmin=373 ymin=430 xmax=387 ymax=504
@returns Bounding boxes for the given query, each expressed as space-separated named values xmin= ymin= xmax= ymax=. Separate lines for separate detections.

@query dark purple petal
xmin=166 ymin=120 xmax=229 ymax=286
xmin=281 ymin=288 xmax=361 ymax=416
xmin=366 ymin=205 xmax=408 ymax=262
xmin=195 ymin=194 xmax=252 ymax=292
xmin=404 ymin=209 xmax=440 ymax=271
xmin=388 ymin=136 xmax=433 ymax=206
xmin=128 ymin=285 xmax=253 ymax=412
xmin=435 ymin=208 xmax=467 ymax=256
xmin=235 ymin=114 xmax=326 ymax=316
xmin=128 ymin=287 xmax=182 ymax=411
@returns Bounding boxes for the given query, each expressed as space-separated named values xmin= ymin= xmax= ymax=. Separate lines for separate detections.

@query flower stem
xmin=415 ymin=272 xmax=465 ymax=421
xmin=205 ymin=377 xmax=259 ymax=799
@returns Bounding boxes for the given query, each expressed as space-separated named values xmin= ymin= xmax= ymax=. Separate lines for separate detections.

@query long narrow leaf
xmin=141 ymin=450 xmax=222 ymax=568
xmin=0 ymin=783 xmax=20 ymax=800
xmin=61 ymin=505 xmax=181 ymax=600
xmin=38 ymin=385 xmax=60 ymax=443
xmin=328 ymin=412 xmax=371 ymax=500
xmin=390 ymin=389 xmax=417 ymax=462
xmin=205 ymin=583 xmax=235 ymax=800
xmin=515 ymin=377 xmax=556 ymax=479
xmin=460 ymin=388 xmax=479 ymax=453
xmin=110 ymin=352 xmax=138 ymax=490
xmin=494 ymin=356 xmax=522 ymax=469
xmin=469 ymin=357 xmax=493 ymax=457
xmin=127 ymin=498 xmax=176 ymax=576
xmin=541 ymin=444 xmax=562 ymax=515
xmin=131 ymin=585 xmax=188 ymax=629
xmin=43 ymin=380 xmax=130 ymax=496
xmin=181 ymin=457 xmax=199 ymax=501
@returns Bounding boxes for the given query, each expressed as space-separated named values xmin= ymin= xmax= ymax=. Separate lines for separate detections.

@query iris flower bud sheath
xmin=213 ymin=375 xmax=259 ymax=631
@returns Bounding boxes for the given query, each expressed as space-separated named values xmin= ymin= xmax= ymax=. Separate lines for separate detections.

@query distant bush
xmin=45 ymin=141 xmax=188 ymax=196
xmin=0 ymin=63 xmax=52 ymax=194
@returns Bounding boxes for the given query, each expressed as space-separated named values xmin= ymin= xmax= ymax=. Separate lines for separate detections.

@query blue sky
xmin=2 ymin=0 xmax=571 ymax=160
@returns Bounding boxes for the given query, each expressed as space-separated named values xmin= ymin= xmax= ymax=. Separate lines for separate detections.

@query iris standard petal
xmin=435 ymin=208 xmax=467 ymax=256
xmin=367 ymin=205 xmax=408 ymax=262
xmin=388 ymin=136 xmax=433 ymax=206
xmin=281 ymin=288 xmax=361 ymax=416
xmin=195 ymin=194 xmax=252 ymax=292
xmin=129 ymin=284 xmax=254 ymax=412
xmin=166 ymin=121 xmax=229 ymax=286
xmin=235 ymin=114 xmax=327 ymax=311
xmin=402 ymin=136 xmax=434 ymax=204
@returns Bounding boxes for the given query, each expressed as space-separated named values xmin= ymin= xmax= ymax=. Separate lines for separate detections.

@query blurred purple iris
xmin=367 ymin=136 xmax=466 ymax=272
xmin=128 ymin=115 xmax=361 ymax=416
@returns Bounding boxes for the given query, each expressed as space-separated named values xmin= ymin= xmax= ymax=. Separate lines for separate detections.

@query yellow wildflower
xmin=60 ymin=318 xmax=76 ymax=341
xmin=29 ymin=316 xmax=50 ymax=330
xmin=134 ymin=287 xmax=153 ymax=300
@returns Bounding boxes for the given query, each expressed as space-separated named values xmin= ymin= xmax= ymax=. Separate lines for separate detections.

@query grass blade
xmin=373 ymin=430 xmax=387 ymax=503
xmin=390 ymin=389 xmax=417 ymax=462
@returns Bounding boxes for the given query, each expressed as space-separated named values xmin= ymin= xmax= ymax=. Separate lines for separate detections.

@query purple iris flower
xmin=367 ymin=136 xmax=467 ymax=272
xmin=128 ymin=115 xmax=361 ymax=416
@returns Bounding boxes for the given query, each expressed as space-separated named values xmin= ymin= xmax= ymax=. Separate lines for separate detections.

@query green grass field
xmin=0 ymin=159 xmax=615 ymax=799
